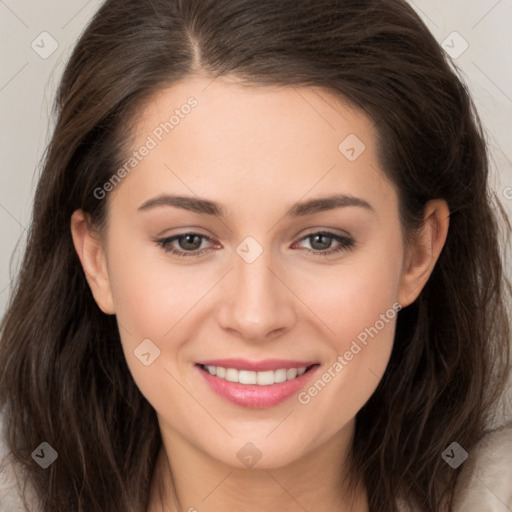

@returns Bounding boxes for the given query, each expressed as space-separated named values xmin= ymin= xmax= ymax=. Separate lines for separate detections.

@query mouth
xmin=195 ymin=359 xmax=321 ymax=408
xmin=197 ymin=363 xmax=318 ymax=385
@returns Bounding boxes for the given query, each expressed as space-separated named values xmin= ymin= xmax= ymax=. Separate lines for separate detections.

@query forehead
xmin=114 ymin=74 xmax=396 ymax=217
xmin=134 ymin=74 xmax=376 ymax=149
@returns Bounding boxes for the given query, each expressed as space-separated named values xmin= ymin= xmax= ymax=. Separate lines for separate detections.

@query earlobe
xmin=70 ymin=210 xmax=115 ymax=315
xmin=398 ymin=199 xmax=450 ymax=307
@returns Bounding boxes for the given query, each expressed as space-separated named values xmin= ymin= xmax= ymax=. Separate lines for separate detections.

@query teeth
xmin=225 ymin=368 xmax=238 ymax=382
xmin=203 ymin=365 xmax=309 ymax=385
xmin=274 ymin=369 xmax=287 ymax=383
xmin=239 ymin=370 xmax=257 ymax=384
xmin=257 ymin=370 xmax=274 ymax=385
xmin=286 ymin=368 xmax=298 ymax=379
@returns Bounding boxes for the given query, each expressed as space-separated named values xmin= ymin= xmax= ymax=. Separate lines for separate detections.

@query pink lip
xmin=196 ymin=358 xmax=318 ymax=371
xmin=195 ymin=362 xmax=320 ymax=408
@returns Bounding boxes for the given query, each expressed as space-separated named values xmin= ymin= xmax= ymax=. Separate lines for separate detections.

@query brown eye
xmin=176 ymin=234 xmax=203 ymax=251
xmin=156 ymin=233 xmax=215 ymax=257
xmin=294 ymin=231 xmax=355 ymax=256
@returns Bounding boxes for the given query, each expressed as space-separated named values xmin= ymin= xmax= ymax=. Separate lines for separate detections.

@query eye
xmin=293 ymin=231 xmax=355 ymax=256
xmin=155 ymin=230 xmax=355 ymax=258
xmin=155 ymin=233 xmax=216 ymax=257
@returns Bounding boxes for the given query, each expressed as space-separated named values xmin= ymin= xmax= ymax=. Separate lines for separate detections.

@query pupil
xmin=180 ymin=234 xmax=201 ymax=250
xmin=311 ymin=234 xmax=331 ymax=250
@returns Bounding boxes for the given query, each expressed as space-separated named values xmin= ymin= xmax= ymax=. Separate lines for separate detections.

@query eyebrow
xmin=137 ymin=193 xmax=374 ymax=217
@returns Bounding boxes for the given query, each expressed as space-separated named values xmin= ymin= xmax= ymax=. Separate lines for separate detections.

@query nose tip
xmin=217 ymin=255 xmax=296 ymax=343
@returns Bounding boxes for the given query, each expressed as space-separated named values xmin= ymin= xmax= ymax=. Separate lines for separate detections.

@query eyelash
xmin=155 ymin=231 xmax=355 ymax=258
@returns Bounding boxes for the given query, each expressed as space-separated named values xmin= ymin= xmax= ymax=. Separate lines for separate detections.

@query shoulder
xmin=395 ymin=423 xmax=512 ymax=512
xmin=452 ymin=423 xmax=512 ymax=511
xmin=0 ymin=413 xmax=38 ymax=512
xmin=0 ymin=455 xmax=29 ymax=512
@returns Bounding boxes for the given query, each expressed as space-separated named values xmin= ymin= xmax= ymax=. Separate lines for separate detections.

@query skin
xmin=71 ymin=74 xmax=449 ymax=512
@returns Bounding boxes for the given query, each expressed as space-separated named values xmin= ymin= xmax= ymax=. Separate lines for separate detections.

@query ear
xmin=70 ymin=209 xmax=115 ymax=314
xmin=398 ymin=199 xmax=450 ymax=308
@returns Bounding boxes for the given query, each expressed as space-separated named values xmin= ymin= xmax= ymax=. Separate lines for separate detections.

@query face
xmin=74 ymin=74 xmax=439 ymax=471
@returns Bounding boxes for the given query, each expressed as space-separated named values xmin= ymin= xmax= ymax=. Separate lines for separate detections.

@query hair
xmin=0 ymin=0 xmax=510 ymax=510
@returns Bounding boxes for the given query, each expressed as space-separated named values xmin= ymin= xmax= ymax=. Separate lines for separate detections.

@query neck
xmin=146 ymin=420 xmax=368 ymax=512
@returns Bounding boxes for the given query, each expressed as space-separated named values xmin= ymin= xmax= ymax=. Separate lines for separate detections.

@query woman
xmin=1 ymin=0 xmax=511 ymax=511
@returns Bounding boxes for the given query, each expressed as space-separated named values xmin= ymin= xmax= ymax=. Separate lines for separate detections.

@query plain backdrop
xmin=0 ymin=0 xmax=511 ymax=321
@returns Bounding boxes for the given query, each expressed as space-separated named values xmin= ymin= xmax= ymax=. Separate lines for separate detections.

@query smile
xmin=200 ymin=364 xmax=310 ymax=385
xmin=195 ymin=359 xmax=320 ymax=408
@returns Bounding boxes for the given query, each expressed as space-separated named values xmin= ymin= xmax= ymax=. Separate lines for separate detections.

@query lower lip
xmin=196 ymin=364 xmax=320 ymax=408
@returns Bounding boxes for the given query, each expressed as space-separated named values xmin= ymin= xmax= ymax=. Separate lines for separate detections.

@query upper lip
xmin=196 ymin=358 xmax=319 ymax=372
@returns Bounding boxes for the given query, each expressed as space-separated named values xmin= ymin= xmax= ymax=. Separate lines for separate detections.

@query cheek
xmin=331 ymin=275 xmax=399 ymax=358
xmin=302 ymin=237 xmax=403 ymax=349
xmin=104 ymin=228 xmax=225 ymax=402
xmin=105 ymin=227 xmax=209 ymax=337
xmin=104 ymin=245 xmax=192 ymax=408
xmin=293 ymin=236 xmax=402 ymax=415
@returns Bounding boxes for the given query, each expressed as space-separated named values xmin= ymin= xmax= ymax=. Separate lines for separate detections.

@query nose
xmin=217 ymin=248 xmax=297 ymax=343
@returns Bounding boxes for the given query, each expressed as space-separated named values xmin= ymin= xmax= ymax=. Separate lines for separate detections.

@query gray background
xmin=1 ymin=0 xmax=511 ymax=321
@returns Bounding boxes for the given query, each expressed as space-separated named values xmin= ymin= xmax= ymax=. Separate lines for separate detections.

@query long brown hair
xmin=1 ymin=0 xmax=510 ymax=510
